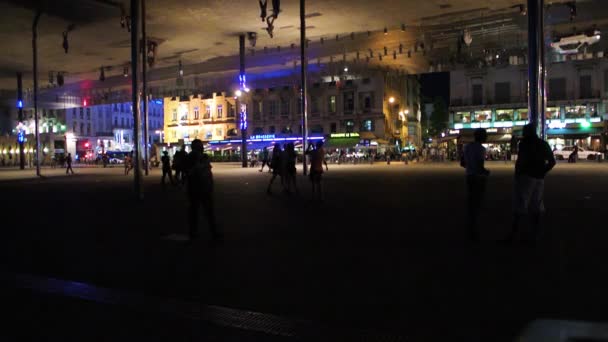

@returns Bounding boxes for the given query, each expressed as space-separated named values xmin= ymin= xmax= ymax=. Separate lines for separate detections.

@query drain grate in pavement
xmin=4 ymin=272 xmax=405 ymax=341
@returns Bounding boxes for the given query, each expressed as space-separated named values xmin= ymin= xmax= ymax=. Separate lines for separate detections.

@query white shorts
xmin=513 ymin=175 xmax=545 ymax=215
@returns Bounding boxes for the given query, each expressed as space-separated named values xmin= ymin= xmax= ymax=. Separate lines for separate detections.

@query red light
xmin=84 ymin=142 xmax=90 ymax=148
xmin=83 ymin=99 xmax=87 ymax=107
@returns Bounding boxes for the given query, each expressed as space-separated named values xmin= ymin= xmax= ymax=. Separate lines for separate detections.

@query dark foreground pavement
xmin=1 ymin=162 xmax=608 ymax=341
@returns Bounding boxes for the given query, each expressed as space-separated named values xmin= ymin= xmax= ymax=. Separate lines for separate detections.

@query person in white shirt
xmin=461 ymin=128 xmax=490 ymax=242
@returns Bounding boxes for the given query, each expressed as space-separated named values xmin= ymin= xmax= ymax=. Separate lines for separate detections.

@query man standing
xmin=160 ymin=151 xmax=174 ymax=186
xmin=461 ymin=128 xmax=490 ymax=242
xmin=65 ymin=153 xmax=74 ymax=175
xmin=506 ymin=124 xmax=556 ymax=243
xmin=185 ymin=139 xmax=221 ymax=241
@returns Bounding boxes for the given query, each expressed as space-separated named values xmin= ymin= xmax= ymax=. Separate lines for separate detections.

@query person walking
xmin=124 ymin=153 xmax=131 ymax=175
xmin=259 ymin=147 xmax=271 ymax=172
xmin=505 ymin=124 xmax=556 ymax=243
xmin=266 ymin=144 xmax=283 ymax=195
xmin=173 ymin=145 xmax=187 ymax=184
xmin=161 ymin=151 xmax=174 ymax=186
xmin=461 ymin=128 xmax=490 ymax=242
xmin=65 ymin=153 xmax=74 ymax=175
xmin=185 ymin=139 xmax=221 ymax=241
xmin=306 ymin=141 xmax=326 ymax=201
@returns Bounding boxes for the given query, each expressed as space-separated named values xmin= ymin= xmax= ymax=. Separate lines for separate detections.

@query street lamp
xmin=389 ymin=96 xmax=395 ymax=104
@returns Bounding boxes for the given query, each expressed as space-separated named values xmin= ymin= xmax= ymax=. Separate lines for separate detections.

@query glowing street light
xmin=389 ymin=97 xmax=395 ymax=104
xmin=235 ymin=89 xmax=242 ymax=97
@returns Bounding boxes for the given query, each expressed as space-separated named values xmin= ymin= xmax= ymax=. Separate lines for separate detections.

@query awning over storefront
xmin=324 ymin=137 xmax=361 ymax=148
xmin=358 ymin=132 xmax=377 ymax=140
xmin=546 ymin=127 xmax=603 ymax=138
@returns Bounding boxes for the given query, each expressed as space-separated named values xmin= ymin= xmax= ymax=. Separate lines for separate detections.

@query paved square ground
xmin=1 ymin=161 xmax=608 ymax=341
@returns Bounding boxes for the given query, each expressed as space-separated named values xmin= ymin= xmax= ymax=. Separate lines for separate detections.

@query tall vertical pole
xmin=32 ymin=11 xmax=41 ymax=177
xmin=131 ymin=0 xmax=143 ymax=199
xmin=141 ymin=0 xmax=149 ymax=175
xmin=300 ymin=0 xmax=308 ymax=175
xmin=239 ymin=34 xmax=247 ymax=168
xmin=527 ymin=0 xmax=546 ymax=139
xmin=17 ymin=72 xmax=25 ymax=170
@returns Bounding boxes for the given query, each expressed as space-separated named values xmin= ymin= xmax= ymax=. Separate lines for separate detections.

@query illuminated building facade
xmin=162 ymin=70 xmax=421 ymax=153
xmin=448 ymin=54 xmax=608 ymax=151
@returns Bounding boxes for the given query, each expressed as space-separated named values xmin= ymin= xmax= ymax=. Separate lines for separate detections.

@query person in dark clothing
xmin=461 ymin=128 xmax=490 ymax=242
xmin=259 ymin=147 xmax=271 ymax=172
xmin=506 ymin=124 xmax=556 ymax=243
xmin=160 ymin=151 xmax=174 ymax=186
xmin=65 ymin=153 xmax=74 ymax=175
xmin=173 ymin=145 xmax=187 ymax=184
xmin=283 ymin=143 xmax=298 ymax=194
xmin=185 ymin=139 xmax=220 ymax=241
xmin=267 ymin=144 xmax=283 ymax=194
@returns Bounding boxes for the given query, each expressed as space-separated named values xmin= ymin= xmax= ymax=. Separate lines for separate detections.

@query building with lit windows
xmin=0 ymin=99 xmax=164 ymax=165
xmin=162 ymin=70 xmax=421 ymax=155
xmin=163 ymin=92 xmax=238 ymax=145
xmin=447 ymin=52 xmax=608 ymax=155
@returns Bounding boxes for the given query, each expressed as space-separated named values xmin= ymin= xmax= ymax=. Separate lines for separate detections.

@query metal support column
xmin=131 ymin=0 xmax=143 ymax=199
xmin=32 ymin=11 xmax=41 ymax=177
xmin=239 ymin=34 xmax=247 ymax=168
xmin=17 ymin=72 xmax=25 ymax=170
xmin=141 ymin=0 xmax=149 ymax=175
xmin=527 ymin=0 xmax=546 ymax=139
xmin=300 ymin=0 xmax=308 ymax=175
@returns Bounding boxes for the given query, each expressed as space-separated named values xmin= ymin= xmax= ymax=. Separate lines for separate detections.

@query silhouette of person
xmin=267 ymin=144 xmax=283 ymax=194
xmin=259 ymin=147 xmax=270 ymax=172
xmin=506 ymin=124 xmax=556 ymax=243
xmin=185 ymin=139 xmax=220 ymax=241
xmin=65 ymin=153 xmax=74 ymax=175
xmin=307 ymin=141 xmax=326 ymax=201
xmin=284 ymin=143 xmax=298 ymax=194
xmin=161 ymin=151 xmax=174 ymax=186
xmin=173 ymin=145 xmax=187 ymax=184
xmin=461 ymin=128 xmax=490 ymax=242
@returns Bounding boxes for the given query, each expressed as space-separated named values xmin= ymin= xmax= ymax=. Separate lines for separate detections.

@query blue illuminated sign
xmin=17 ymin=130 xmax=25 ymax=143
xmin=251 ymin=134 xmax=275 ymax=140
xmin=17 ymin=100 xmax=23 ymax=108
xmin=240 ymin=103 xmax=248 ymax=130
xmin=154 ymin=99 xmax=162 ymax=105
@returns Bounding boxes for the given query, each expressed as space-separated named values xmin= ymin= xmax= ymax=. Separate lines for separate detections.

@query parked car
xmin=554 ymin=146 xmax=603 ymax=160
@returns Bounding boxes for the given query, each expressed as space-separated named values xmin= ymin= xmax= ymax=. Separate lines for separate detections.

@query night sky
xmin=420 ymin=72 xmax=450 ymax=106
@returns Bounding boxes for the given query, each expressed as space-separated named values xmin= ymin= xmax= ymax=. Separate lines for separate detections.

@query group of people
xmin=462 ymin=124 xmax=556 ymax=244
xmin=258 ymin=142 xmax=327 ymax=200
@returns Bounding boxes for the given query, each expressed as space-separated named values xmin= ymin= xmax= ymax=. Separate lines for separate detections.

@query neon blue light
xmin=17 ymin=100 xmax=23 ymax=108
xmin=17 ymin=130 xmax=25 ymax=143
xmin=209 ymin=136 xmax=324 ymax=144
xmin=154 ymin=100 xmax=162 ymax=105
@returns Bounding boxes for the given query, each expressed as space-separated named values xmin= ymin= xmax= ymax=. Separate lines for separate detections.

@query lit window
xmin=217 ymin=105 xmax=223 ymax=118
xmin=205 ymin=105 xmax=211 ymax=119
xmin=194 ymin=107 xmax=200 ymax=120
xmin=172 ymin=109 xmax=177 ymax=121
xmin=361 ymin=119 xmax=374 ymax=131
xmin=328 ymin=96 xmax=336 ymax=113
xmin=205 ymin=131 xmax=212 ymax=139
